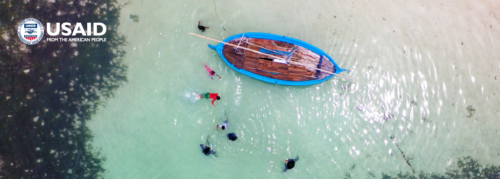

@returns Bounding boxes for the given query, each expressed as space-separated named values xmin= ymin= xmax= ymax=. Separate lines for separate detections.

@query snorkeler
xmin=216 ymin=115 xmax=228 ymax=131
xmin=227 ymin=133 xmax=237 ymax=141
xmin=198 ymin=21 xmax=209 ymax=32
xmin=216 ymin=111 xmax=229 ymax=131
xmin=200 ymin=136 xmax=217 ymax=156
xmin=283 ymin=156 xmax=299 ymax=172
xmin=204 ymin=63 xmax=222 ymax=80
xmin=196 ymin=93 xmax=220 ymax=106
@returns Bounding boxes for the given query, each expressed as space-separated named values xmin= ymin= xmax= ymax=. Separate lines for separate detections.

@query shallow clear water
xmin=88 ymin=0 xmax=500 ymax=178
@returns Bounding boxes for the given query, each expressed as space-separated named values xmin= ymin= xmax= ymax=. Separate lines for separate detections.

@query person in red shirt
xmin=197 ymin=93 xmax=220 ymax=106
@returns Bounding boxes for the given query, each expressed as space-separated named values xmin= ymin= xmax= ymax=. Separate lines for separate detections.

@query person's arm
xmin=200 ymin=144 xmax=205 ymax=150
xmin=216 ymin=74 xmax=221 ymax=79
xmin=216 ymin=125 xmax=219 ymax=131
xmin=211 ymin=98 xmax=216 ymax=106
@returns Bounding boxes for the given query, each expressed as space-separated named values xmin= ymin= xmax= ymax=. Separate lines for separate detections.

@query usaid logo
xmin=17 ymin=18 xmax=107 ymax=44
xmin=17 ymin=18 xmax=45 ymax=45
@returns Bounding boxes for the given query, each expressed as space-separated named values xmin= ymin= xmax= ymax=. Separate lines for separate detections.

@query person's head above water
xmin=227 ymin=133 xmax=237 ymax=141
xmin=203 ymin=147 xmax=211 ymax=155
xmin=286 ymin=160 xmax=295 ymax=169
xmin=210 ymin=71 xmax=215 ymax=75
xmin=216 ymin=96 xmax=220 ymax=100
xmin=221 ymin=126 xmax=226 ymax=130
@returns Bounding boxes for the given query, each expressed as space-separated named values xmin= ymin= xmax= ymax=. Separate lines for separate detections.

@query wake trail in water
xmin=180 ymin=91 xmax=201 ymax=103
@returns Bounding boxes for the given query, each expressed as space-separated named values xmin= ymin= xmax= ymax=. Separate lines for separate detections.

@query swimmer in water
xmin=196 ymin=93 xmax=220 ymax=106
xmin=227 ymin=133 xmax=237 ymax=141
xmin=283 ymin=156 xmax=299 ymax=172
xmin=204 ymin=63 xmax=221 ymax=80
xmin=198 ymin=21 xmax=209 ymax=32
xmin=200 ymin=136 xmax=217 ymax=156
xmin=216 ymin=112 xmax=228 ymax=131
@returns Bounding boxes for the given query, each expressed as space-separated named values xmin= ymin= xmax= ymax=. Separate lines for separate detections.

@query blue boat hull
xmin=209 ymin=32 xmax=345 ymax=86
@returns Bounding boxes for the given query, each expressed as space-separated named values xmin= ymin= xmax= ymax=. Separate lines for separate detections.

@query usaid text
xmin=45 ymin=22 xmax=107 ymax=42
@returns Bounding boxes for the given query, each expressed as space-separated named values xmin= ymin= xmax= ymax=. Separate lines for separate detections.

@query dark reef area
xmin=0 ymin=0 xmax=126 ymax=178
xmin=380 ymin=156 xmax=500 ymax=179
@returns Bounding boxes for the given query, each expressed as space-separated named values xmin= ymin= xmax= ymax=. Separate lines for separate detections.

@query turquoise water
xmin=88 ymin=0 xmax=500 ymax=178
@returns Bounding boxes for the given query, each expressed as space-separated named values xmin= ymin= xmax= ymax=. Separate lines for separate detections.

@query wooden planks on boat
xmin=243 ymin=58 xmax=258 ymax=69
xmin=272 ymin=62 xmax=289 ymax=74
xmin=225 ymin=38 xmax=317 ymax=82
xmin=258 ymin=63 xmax=278 ymax=73
xmin=222 ymin=40 xmax=247 ymax=69
xmin=287 ymin=64 xmax=315 ymax=81
xmin=249 ymin=38 xmax=294 ymax=50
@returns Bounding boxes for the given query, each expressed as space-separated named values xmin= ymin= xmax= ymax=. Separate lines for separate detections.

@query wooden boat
xmin=199 ymin=32 xmax=347 ymax=85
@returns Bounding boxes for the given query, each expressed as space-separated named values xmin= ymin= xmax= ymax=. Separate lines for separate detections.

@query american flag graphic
xmin=24 ymin=35 xmax=37 ymax=41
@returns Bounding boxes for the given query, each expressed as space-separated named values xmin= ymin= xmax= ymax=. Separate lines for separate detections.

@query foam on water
xmin=181 ymin=92 xmax=201 ymax=103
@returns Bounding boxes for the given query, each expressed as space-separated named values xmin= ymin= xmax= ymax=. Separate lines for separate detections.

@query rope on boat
xmin=188 ymin=32 xmax=358 ymax=82
xmin=236 ymin=34 xmax=244 ymax=48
